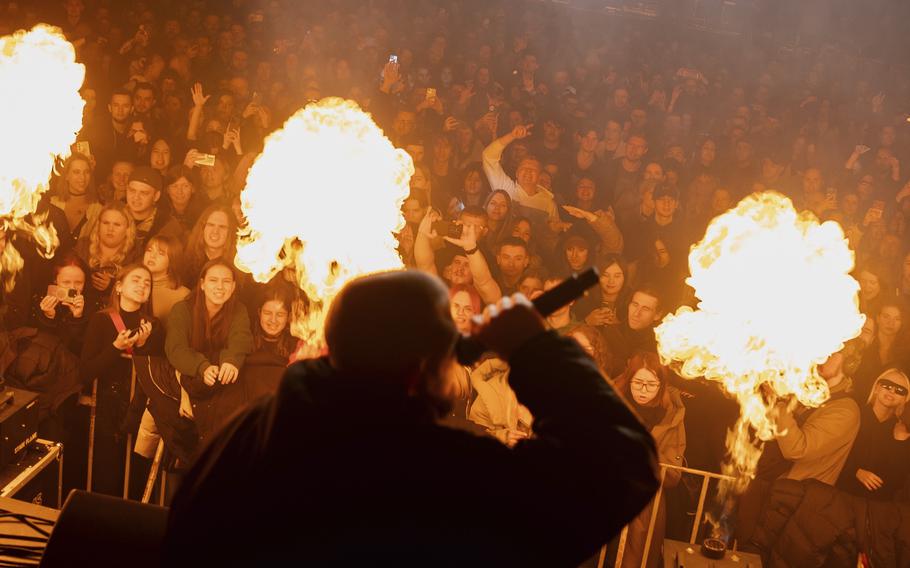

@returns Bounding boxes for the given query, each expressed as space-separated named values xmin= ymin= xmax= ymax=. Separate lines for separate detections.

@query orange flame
xmin=656 ymin=191 xmax=864 ymax=499
xmin=235 ymin=97 xmax=413 ymax=352
xmin=0 ymin=25 xmax=85 ymax=282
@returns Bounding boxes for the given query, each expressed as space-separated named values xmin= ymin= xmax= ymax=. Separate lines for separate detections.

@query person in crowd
xmin=51 ymin=153 xmax=102 ymax=247
xmin=76 ymin=202 xmax=137 ymax=314
xmin=541 ymin=273 xmax=580 ymax=334
xmin=854 ymin=298 xmax=909 ymax=401
xmin=143 ymin=235 xmax=190 ymax=321
xmin=165 ymin=259 xmax=252 ymax=449
xmin=553 ymin=230 xmax=597 ymax=275
xmin=602 ymin=285 xmax=666 ymax=377
xmin=608 ymin=134 xmax=649 ymax=219
xmin=242 ymin=283 xmax=297 ymax=403
xmin=613 ymin=352 xmax=686 ymax=568
xmin=80 ymin=263 xmax=162 ymax=497
xmin=626 ymin=182 xmax=687 ymax=266
xmin=494 ymin=237 xmax=532 ymax=296
xmin=149 ymin=138 xmax=172 ymax=177
xmin=452 ymin=163 xmax=492 ymax=213
xmin=98 ymin=159 xmax=135 ymax=206
xmin=856 ymin=260 xmax=893 ymax=319
xmin=80 ymin=89 xmax=146 ymax=181
xmin=568 ymin=324 xmax=612 ymax=378
xmin=482 ymin=124 xmax=563 ymax=237
xmin=182 ymin=204 xmax=237 ymax=286
xmin=164 ymin=164 xmax=208 ymax=232
xmin=34 ymin=254 xmax=89 ymax=356
xmin=837 ymin=368 xmax=910 ymax=501
xmin=772 ymin=350 xmax=861 ymax=485
xmin=449 ymin=283 xmax=482 ymax=337
xmin=414 ymin=208 xmax=502 ymax=304
xmin=125 ymin=166 xmax=184 ymax=254
xmin=165 ymin=271 xmax=658 ymax=566
xmin=507 ymin=216 xmax=546 ymax=270
xmin=574 ymin=255 xmax=629 ymax=327
xmin=483 ymin=189 xmax=515 ymax=246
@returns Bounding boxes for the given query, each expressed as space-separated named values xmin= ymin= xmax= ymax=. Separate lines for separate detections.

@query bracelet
xmin=463 ymin=246 xmax=478 ymax=256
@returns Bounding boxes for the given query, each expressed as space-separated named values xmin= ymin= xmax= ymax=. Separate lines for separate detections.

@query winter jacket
xmin=163 ymin=332 xmax=659 ymax=567
xmin=621 ymin=386 xmax=686 ymax=568
xmin=751 ymin=478 xmax=910 ymax=568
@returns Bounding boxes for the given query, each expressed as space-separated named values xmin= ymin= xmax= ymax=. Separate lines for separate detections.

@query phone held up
xmin=47 ymin=285 xmax=78 ymax=305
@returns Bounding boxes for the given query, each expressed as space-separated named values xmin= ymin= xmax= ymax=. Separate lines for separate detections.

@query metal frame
xmin=597 ymin=463 xmax=736 ymax=568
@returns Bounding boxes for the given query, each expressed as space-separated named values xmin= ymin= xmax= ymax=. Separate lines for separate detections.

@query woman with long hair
xmin=837 ymin=368 xmax=910 ymax=500
xmin=242 ymin=283 xmax=298 ymax=402
xmin=483 ymin=189 xmax=514 ymax=246
xmin=165 ymin=259 xmax=252 ymax=449
xmin=51 ymin=153 xmax=103 ymax=244
xmin=612 ymin=351 xmax=685 ymax=568
xmin=143 ymin=235 xmax=190 ymax=320
xmin=182 ymin=204 xmax=237 ymax=286
xmin=76 ymin=202 xmax=137 ymax=314
xmin=855 ymin=298 xmax=910 ymax=401
xmin=149 ymin=138 xmax=172 ymax=177
xmin=80 ymin=263 xmax=162 ymax=497
xmin=452 ymin=163 xmax=491 ymax=213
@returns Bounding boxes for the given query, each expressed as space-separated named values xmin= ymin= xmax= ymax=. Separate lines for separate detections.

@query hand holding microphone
xmin=457 ymin=268 xmax=600 ymax=364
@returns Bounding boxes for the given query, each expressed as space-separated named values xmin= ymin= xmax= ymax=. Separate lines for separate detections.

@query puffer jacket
xmin=752 ymin=478 xmax=910 ymax=567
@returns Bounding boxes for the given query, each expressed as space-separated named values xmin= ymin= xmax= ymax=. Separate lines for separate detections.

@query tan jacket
xmin=622 ymin=387 xmax=686 ymax=568
xmin=468 ymin=358 xmax=533 ymax=445
xmin=777 ymin=377 xmax=860 ymax=485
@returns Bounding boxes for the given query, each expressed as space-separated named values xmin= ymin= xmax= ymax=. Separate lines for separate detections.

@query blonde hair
xmin=868 ymin=368 xmax=910 ymax=419
xmin=86 ymin=202 xmax=136 ymax=270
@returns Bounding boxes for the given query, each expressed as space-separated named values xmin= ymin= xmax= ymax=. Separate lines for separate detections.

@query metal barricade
xmin=597 ymin=463 xmax=736 ymax=568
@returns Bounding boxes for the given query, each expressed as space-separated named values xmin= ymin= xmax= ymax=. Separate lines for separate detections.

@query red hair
xmin=448 ymin=283 xmax=482 ymax=314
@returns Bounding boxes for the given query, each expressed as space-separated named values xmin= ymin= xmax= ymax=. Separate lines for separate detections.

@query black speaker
xmin=39 ymin=490 xmax=167 ymax=568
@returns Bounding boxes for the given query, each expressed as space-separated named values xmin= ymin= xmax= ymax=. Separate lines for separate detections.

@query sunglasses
xmin=878 ymin=379 xmax=909 ymax=397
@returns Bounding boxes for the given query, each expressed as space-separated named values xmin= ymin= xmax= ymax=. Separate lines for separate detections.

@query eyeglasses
xmin=631 ymin=380 xmax=660 ymax=393
xmin=877 ymin=379 xmax=908 ymax=396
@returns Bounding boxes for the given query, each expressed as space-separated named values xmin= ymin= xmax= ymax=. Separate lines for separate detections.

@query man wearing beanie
xmin=125 ymin=165 xmax=184 ymax=255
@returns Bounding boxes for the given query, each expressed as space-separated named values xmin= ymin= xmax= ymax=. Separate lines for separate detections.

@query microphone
xmin=455 ymin=267 xmax=600 ymax=365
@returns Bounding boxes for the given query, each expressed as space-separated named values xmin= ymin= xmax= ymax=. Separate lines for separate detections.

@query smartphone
xmin=432 ymin=220 xmax=463 ymax=239
xmin=426 ymin=88 xmax=437 ymax=101
xmin=127 ymin=327 xmax=142 ymax=338
xmin=389 ymin=54 xmax=398 ymax=64
xmin=194 ymin=153 xmax=217 ymax=167
xmin=75 ymin=141 xmax=91 ymax=157
xmin=47 ymin=285 xmax=78 ymax=304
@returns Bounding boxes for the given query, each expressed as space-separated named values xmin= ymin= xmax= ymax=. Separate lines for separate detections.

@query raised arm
xmin=481 ymin=125 xmax=533 ymax=200
xmin=444 ymin=224 xmax=502 ymax=304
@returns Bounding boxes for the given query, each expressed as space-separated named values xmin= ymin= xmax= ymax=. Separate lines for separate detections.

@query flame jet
xmin=235 ymin=97 xmax=413 ymax=352
xmin=656 ymin=191 xmax=864 ymax=501
xmin=0 ymin=25 xmax=85 ymax=288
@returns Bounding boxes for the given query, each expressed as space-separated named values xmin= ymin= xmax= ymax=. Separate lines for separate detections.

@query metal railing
xmin=597 ymin=463 xmax=736 ymax=568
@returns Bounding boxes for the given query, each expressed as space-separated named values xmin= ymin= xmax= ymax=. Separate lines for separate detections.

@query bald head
xmin=325 ymin=270 xmax=457 ymax=383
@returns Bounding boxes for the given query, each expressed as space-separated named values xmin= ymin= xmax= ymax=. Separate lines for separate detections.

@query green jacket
xmin=165 ymin=299 xmax=253 ymax=378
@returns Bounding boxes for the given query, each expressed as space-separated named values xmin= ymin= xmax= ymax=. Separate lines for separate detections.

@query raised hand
xmin=191 ymin=82 xmax=210 ymax=108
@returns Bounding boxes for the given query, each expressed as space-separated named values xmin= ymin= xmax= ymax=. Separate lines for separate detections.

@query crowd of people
xmin=0 ymin=0 xmax=909 ymax=565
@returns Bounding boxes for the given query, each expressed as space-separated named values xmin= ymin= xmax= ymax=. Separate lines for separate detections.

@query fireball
xmin=0 ymin=25 xmax=85 ymax=284
xmin=235 ymin=97 xmax=413 ymax=349
xmin=656 ymin=191 xmax=864 ymax=497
